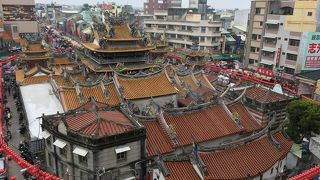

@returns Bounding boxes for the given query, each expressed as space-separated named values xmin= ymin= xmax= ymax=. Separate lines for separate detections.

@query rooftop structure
xmin=41 ymin=105 xmax=146 ymax=179
xmin=144 ymin=0 xmax=182 ymax=14
xmin=81 ymin=17 xmax=159 ymax=72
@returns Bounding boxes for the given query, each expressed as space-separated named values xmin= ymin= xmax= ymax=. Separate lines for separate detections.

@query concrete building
xmin=233 ymin=9 xmax=250 ymax=28
xmin=144 ymin=9 xmax=222 ymax=51
xmin=144 ymin=0 xmax=182 ymax=14
xmin=41 ymin=103 xmax=146 ymax=180
xmin=0 ymin=0 xmax=38 ymax=34
xmin=244 ymin=0 xmax=320 ymax=79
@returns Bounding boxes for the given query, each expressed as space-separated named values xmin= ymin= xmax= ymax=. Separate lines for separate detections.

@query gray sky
xmin=35 ymin=0 xmax=251 ymax=9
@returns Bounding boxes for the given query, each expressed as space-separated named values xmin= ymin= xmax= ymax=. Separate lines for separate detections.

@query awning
xmin=123 ymin=177 xmax=136 ymax=180
xmin=260 ymin=61 xmax=274 ymax=66
xmin=53 ymin=139 xmax=67 ymax=148
xmin=266 ymin=20 xmax=279 ymax=24
xmin=262 ymin=48 xmax=275 ymax=53
xmin=115 ymin=146 xmax=131 ymax=154
xmin=73 ymin=147 xmax=88 ymax=157
xmin=41 ymin=130 xmax=51 ymax=139
xmin=263 ymin=35 xmax=277 ymax=39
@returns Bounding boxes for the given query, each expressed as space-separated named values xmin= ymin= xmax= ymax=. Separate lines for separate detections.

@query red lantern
xmin=10 ymin=177 xmax=16 ymax=180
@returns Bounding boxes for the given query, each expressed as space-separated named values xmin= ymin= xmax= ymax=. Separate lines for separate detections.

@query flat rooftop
xmin=20 ymin=83 xmax=64 ymax=139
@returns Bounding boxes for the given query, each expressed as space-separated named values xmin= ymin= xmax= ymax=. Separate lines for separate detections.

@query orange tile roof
xmin=228 ymin=102 xmax=262 ymax=132
xmin=165 ymin=161 xmax=200 ymax=180
xmin=21 ymin=76 xmax=49 ymax=85
xmin=60 ymin=83 xmax=121 ymax=111
xmin=29 ymin=44 xmax=43 ymax=51
xmin=245 ymin=86 xmax=289 ymax=103
xmin=142 ymin=120 xmax=175 ymax=157
xmin=179 ymin=75 xmax=198 ymax=91
xmin=113 ymin=24 xmax=131 ymax=39
xmin=52 ymin=56 xmax=72 ymax=65
xmin=65 ymin=110 xmax=134 ymax=137
xmin=164 ymin=105 xmax=241 ymax=146
xmin=201 ymin=133 xmax=293 ymax=180
xmin=2 ymin=31 xmax=12 ymax=41
xmin=194 ymin=73 xmax=214 ymax=90
xmin=117 ymin=73 xmax=178 ymax=100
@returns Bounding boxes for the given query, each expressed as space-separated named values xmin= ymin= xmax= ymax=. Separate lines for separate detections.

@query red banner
xmin=257 ymin=68 xmax=274 ymax=77
xmin=276 ymin=48 xmax=281 ymax=65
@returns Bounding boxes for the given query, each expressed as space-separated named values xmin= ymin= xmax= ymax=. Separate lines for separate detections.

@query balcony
xmin=261 ymin=55 xmax=275 ymax=62
xmin=263 ymin=42 xmax=276 ymax=48
xmin=267 ymin=14 xmax=280 ymax=21
xmin=287 ymin=45 xmax=299 ymax=52
xmin=265 ymin=28 xmax=279 ymax=34
xmin=285 ymin=59 xmax=296 ymax=66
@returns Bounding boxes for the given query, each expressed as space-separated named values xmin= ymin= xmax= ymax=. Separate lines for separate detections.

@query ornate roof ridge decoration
xmin=24 ymin=65 xmax=53 ymax=77
xmin=197 ymin=112 xmax=278 ymax=152
xmin=191 ymin=143 xmax=208 ymax=177
xmin=164 ymin=98 xmax=219 ymax=115
xmin=158 ymin=110 xmax=178 ymax=145
xmin=220 ymin=99 xmax=244 ymax=129
xmin=111 ymin=64 xmax=165 ymax=79
xmin=226 ymin=87 xmax=249 ymax=106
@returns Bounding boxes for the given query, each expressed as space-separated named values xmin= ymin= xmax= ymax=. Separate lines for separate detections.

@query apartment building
xmin=245 ymin=0 xmax=320 ymax=79
xmin=144 ymin=0 xmax=182 ymax=14
xmin=0 ymin=0 xmax=38 ymax=34
xmin=144 ymin=9 xmax=222 ymax=51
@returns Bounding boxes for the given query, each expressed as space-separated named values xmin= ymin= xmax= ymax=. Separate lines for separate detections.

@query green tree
xmin=286 ymin=99 xmax=320 ymax=143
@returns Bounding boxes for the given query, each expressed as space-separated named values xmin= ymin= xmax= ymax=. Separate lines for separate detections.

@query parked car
xmin=8 ymin=46 xmax=21 ymax=53
xmin=0 ymin=156 xmax=8 ymax=180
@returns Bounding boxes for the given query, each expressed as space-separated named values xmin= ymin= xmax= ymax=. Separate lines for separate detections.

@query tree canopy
xmin=286 ymin=99 xmax=320 ymax=143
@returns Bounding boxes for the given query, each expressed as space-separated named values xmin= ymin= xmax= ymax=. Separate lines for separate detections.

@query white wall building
xmin=144 ymin=11 xmax=222 ymax=50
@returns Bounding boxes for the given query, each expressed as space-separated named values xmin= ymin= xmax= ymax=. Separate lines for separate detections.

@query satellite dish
xmin=272 ymin=84 xmax=283 ymax=94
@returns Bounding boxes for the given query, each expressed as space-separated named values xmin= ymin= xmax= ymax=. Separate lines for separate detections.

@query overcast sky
xmin=35 ymin=0 xmax=251 ymax=9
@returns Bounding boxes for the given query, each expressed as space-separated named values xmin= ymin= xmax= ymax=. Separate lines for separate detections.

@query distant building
xmin=144 ymin=8 xmax=222 ymax=51
xmin=233 ymin=9 xmax=250 ymax=28
xmin=144 ymin=0 xmax=182 ymax=14
xmin=245 ymin=0 xmax=320 ymax=78
xmin=46 ymin=3 xmax=63 ymax=22
xmin=0 ymin=0 xmax=38 ymax=36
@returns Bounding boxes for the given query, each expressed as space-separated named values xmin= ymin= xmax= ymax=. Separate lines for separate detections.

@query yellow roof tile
xmin=117 ymin=72 xmax=178 ymax=100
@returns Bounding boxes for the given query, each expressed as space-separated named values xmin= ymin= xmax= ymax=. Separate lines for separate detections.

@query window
xmin=256 ymin=47 xmax=260 ymax=52
xmin=258 ymin=35 xmax=262 ymax=39
xmin=278 ymin=37 xmax=281 ymax=40
xmin=13 ymin=26 xmax=18 ymax=33
xmin=289 ymin=39 xmax=300 ymax=47
xmin=200 ymin=37 xmax=205 ymax=42
xmin=60 ymin=163 xmax=65 ymax=177
xmin=284 ymin=38 xmax=288 ymax=41
xmin=307 ymin=12 xmax=312 ymax=16
xmin=252 ymin=34 xmax=258 ymax=40
xmin=256 ymin=8 xmax=261 ymax=14
xmin=201 ymin=27 xmax=206 ymax=33
xmin=260 ymin=22 xmax=263 ymax=26
xmin=250 ymin=47 xmax=256 ymax=52
xmin=215 ymin=27 xmax=220 ymax=32
xmin=46 ymin=137 xmax=51 ymax=148
xmin=48 ymin=153 xmax=53 ymax=167
xmin=60 ymin=146 xmax=68 ymax=157
xmin=280 ymin=23 xmax=283 ymax=26
xmin=249 ymin=59 xmax=254 ymax=64
xmin=286 ymin=53 xmax=297 ymax=61
xmin=284 ymin=67 xmax=295 ymax=75
xmin=78 ymin=155 xmax=88 ymax=165
xmin=282 ymin=52 xmax=286 ymax=55
xmin=116 ymin=152 xmax=127 ymax=161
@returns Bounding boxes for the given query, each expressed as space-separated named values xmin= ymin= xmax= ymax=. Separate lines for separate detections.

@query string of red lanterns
xmin=0 ymin=55 xmax=62 ymax=180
